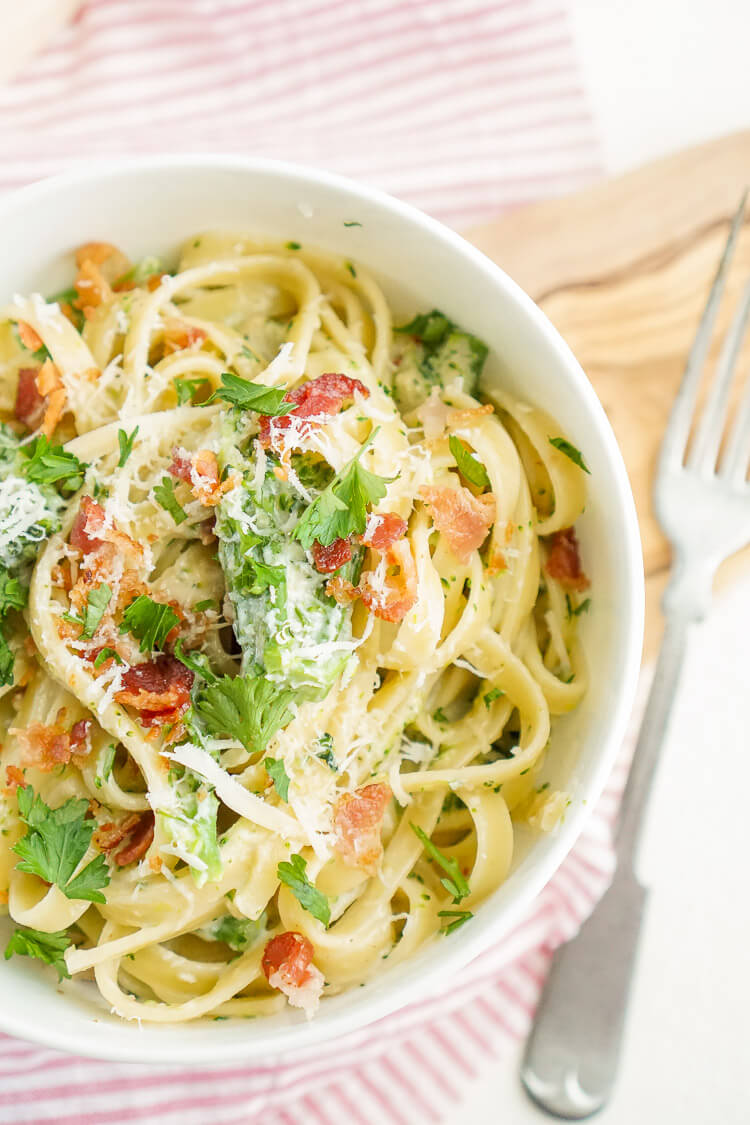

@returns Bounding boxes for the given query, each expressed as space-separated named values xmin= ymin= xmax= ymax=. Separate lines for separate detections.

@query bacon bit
xmin=272 ymin=464 xmax=288 ymax=482
xmin=312 ymin=537 xmax=352 ymax=574
xmin=359 ymin=538 xmax=417 ymax=623
xmin=168 ymin=448 xmax=235 ymax=507
xmin=14 ymin=368 xmax=46 ymax=429
xmin=113 ymin=811 xmax=155 ymax=866
xmin=0 ymin=890 xmax=7 ymax=905
xmin=361 ymin=512 xmax=407 ymax=552
xmin=163 ymin=319 xmax=207 ymax=355
xmin=258 ymin=372 xmax=369 ymax=450
xmin=485 ymin=546 xmax=507 ymax=577
xmin=13 ymin=710 xmax=91 ymax=772
xmin=147 ymin=274 xmax=166 ymax=292
xmin=94 ymin=815 xmax=140 ymax=854
xmin=544 ymin=527 xmax=589 ymax=591
xmin=75 ymin=242 xmax=120 ymax=269
xmin=333 ymin=783 xmax=392 ymax=873
xmin=325 ymin=575 xmax=359 ymax=605
xmin=70 ymin=496 xmax=106 ymax=554
xmin=262 ymin=932 xmax=324 ymax=1016
xmin=420 ymin=485 xmax=495 ymax=564
xmin=17 ymin=320 xmax=43 ymax=352
xmin=73 ymin=259 xmax=113 ymax=315
xmin=149 ymin=853 xmax=163 ymax=873
xmin=35 ymin=360 xmax=67 ymax=438
xmin=4 ymin=764 xmax=25 ymax=794
xmin=115 ymin=655 xmax=194 ymax=715
xmin=446 ymin=403 xmax=494 ymax=426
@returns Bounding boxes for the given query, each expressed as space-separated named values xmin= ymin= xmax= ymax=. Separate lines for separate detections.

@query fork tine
xmin=686 ymin=278 xmax=750 ymax=473
xmin=718 ymin=281 xmax=750 ymax=484
xmin=659 ymin=191 xmax=747 ymax=469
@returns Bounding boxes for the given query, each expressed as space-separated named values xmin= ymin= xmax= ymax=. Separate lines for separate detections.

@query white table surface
xmin=457 ymin=2 xmax=750 ymax=1122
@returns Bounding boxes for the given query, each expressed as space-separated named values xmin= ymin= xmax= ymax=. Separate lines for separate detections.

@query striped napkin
xmin=0 ymin=2 xmax=613 ymax=1122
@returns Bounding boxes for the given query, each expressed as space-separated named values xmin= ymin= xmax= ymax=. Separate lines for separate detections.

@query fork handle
xmin=520 ymin=611 xmax=692 ymax=1118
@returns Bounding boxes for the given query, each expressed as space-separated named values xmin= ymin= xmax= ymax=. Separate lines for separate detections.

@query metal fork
xmin=521 ymin=193 xmax=750 ymax=1119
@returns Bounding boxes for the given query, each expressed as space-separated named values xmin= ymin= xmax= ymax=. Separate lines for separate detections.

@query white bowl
xmin=0 ymin=156 xmax=644 ymax=1062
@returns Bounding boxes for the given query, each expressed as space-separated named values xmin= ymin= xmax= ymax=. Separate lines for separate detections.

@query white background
xmin=458 ymin=2 xmax=750 ymax=1122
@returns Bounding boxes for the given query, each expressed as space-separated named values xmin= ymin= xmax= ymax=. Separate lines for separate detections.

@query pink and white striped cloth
xmin=0 ymin=3 xmax=616 ymax=1122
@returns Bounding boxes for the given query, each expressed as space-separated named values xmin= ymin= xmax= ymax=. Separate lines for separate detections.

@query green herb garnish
xmin=12 ymin=786 xmax=110 ymax=903
xmin=119 ymin=595 xmax=180 ymax=653
xmin=549 ymin=437 xmax=590 ymax=474
xmin=264 ymin=757 xmax=290 ymax=802
xmin=410 ymin=823 xmax=470 ymax=903
xmin=117 ymin=426 xmax=138 ymax=468
xmin=449 ymin=435 xmax=490 ymax=489
xmin=154 ymin=476 xmax=188 ymax=525
xmin=277 ymin=853 xmax=330 ymax=927
xmin=294 ymin=430 xmax=390 ymax=549
xmin=192 ymin=674 xmax=295 ymax=755
xmin=4 ymin=926 xmax=71 ymax=980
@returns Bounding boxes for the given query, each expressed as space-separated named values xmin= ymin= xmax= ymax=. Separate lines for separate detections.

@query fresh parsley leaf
xmin=345 ymin=261 xmax=356 ymax=278
xmin=209 ymin=373 xmax=293 ymax=416
xmin=81 ymin=583 xmax=111 ymax=639
xmin=154 ymin=476 xmax=188 ymax=524
xmin=294 ymin=430 xmax=390 ymax=548
xmin=315 ymin=732 xmax=337 ymax=771
xmin=117 ymin=426 xmax=138 ymax=468
xmin=277 ymin=853 xmax=330 ymax=927
xmin=0 ymin=572 xmax=27 ymax=617
xmin=483 ymin=687 xmax=504 ymax=710
xmin=549 ymin=437 xmax=590 ymax=474
xmin=246 ymin=560 xmax=285 ymax=596
xmin=410 ymin=822 xmax=470 ymax=903
xmin=0 ymin=627 xmax=15 ymax=687
xmin=432 ymin=707 xmax=448 ymax=724
xmin=12 ymin=786 xmax=110 ymax=903
xmin=119 ymin=595 xmax=180 ymax=653
xmin=192 ymin=674 xmax=295 ymax=754
xmin=193 ymin=598 xmax=217 ymax=613
xmin=570 ymin=596 xmax=591 ymax=617
xmin=437 ymin=909 xmax=473 ymax=935
xmin=449 ymin=435 xmax=490 ymax=489
xmin=286 ymin=241 xmax=301 ymax=250
xmin=264 ymin=757 xmax=290 ymax=802
xmin=93 ymin=647 xmax=123 ymax=669
xmin=209 ymin=913 xmax=265 ymax=952
xmin=240 ymin=344 xmax=260 ymax=363
xmin=22 ymin=436 xmax=87 ymax=493
xmin=174 ymin=376 xmax=210 ymax=405
xmin=4 ymin=925 xmax=71 ymax=980
xmin=174 ymin=639 xmax=218 ymax=684
xmin=395 ymin=309 xmax=454 ymax=343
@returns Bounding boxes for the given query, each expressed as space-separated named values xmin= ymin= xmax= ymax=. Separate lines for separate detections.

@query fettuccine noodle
xmin=0 ymin=232 xmax=590 ymax=1022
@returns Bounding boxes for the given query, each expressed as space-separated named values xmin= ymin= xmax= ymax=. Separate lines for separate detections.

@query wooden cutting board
xmin=467 ymin=130 xmax=750 ymax=659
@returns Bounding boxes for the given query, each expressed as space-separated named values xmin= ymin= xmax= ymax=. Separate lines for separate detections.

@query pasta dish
xmin=0 ymin=233 xmax=590 ymax=1022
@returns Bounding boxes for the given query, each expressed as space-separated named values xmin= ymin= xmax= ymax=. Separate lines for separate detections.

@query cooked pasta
xmin=0 ymin=232 xmax=590 ymax=1022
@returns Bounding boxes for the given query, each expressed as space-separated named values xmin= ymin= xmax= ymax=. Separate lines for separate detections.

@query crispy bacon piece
xmin=70 ymin=496 xmax=106 ymax=553
xmin=359 ymin=539 xmax=418 ymax=623
xmin=325 ymin=575 xmax=359 ymax=605
xmin=420 ymin=484 xmax=495 ymax=564
xmin=113 ymin=812 xmax=155 ymax=867
xmin=75 ymin=242 xmax=121 ymax=269
xmin=13 ymin=711 xmax=92 ymax=772
xmin=262 ymin=932 xmax=324 ymax=1016
xmin=35 ymin=360 xmax=67 ymax=437
xmin=544 ymin=527 xmax=589 ymax=591
xmin=4 ymin=765 xmax=25 ymax=794
xmin=14 ymin=368 xmax=46 ymax=430
xmin=163 ymin=319 xmax=207 ymax=355
xmin=168 ymin=448 xmax=235 ymax=507
xmin=258 ymin=372 xmax=369 ymax=450
xmin=312 ymin=537 xmax=352 ymax=574
xmin=115 ymin=655 xmax=193 ymax=715
xmin=74 ymin=259 xmax=113 ymax=316
xmin=94 ymin=814 xmax=141 ymax=854
xmin=69 ymin=495 xmax=143 ymax=563
xmin=361 ymin=512 xmax=407 ymax=552
xmin=333 ymin=782 xmax=392 ymax=873
xmin=17 ymin=320 xmax=43 ymax=352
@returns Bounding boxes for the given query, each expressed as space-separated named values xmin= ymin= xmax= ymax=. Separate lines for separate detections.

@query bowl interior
xmin=0 ymin=157 xmax=644 ymax=1062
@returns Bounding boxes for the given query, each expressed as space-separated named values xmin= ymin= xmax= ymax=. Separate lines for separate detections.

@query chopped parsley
xmin=343 ymin=221 xmax=362 ymax=227
xmin=483 ymin=687 xmax=504 ymax=709
xmin=154 ymin=476 xmax=188 ymax=525
xmin=4 ymin=926 xmax=71 ymax=980
xmin=264 ymin=757 xmax=290 ymax=802
xmin=192 ymin=674 xmax=295 ymax=754
xmin=548 ymin=437 xmax=590 ymax=474
xmin=193 ymin=598 xmax=217 ymax=613
xmin=174 ymin=376 xmax=210 ymax=405
xmin=93 ymin=647 xmax=122 ymax=669
xmin=315 ymin=732 xmax=337 ymax=770
xmin=294 ymin=429 xmax=390 ymax=549
xmin=117 ymin=426 xmax=139 ymax=468
xmin=174 ymin=640 xmax=218 ymax=684
xmin=209 ymin=373 xmax=293 ymax=416
xmin=410 ymin=823 xmax=470 ymax=903
xmin=345 ymin=261 xmax=357 ymax=277
xmin=119 ymin=595 xmax=180 ymax=653
xmin=0 ymin=573 xmax=27 ymax=616
xmin=277 ymin=853 xmax=330 ymax=927
xmin=95 ymin=743 xmax=117 ymax=789
xmin=12 ymin=786 xmax=110 ymax=903
xmin=566 ymin=595 xmax=591 ymax=618
xmin=80 ymin=582 xmax=112 ymax=639
xmin=285 ymin=241 xmax=302 ymax=251
xmin=449 ymin=435 xmax=490 ymax=489
xmin=22 ymin=437 xmax=87 ymax=493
